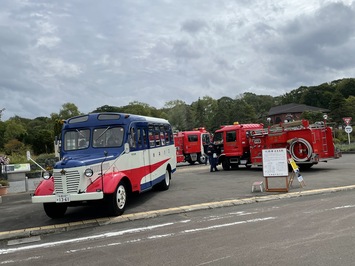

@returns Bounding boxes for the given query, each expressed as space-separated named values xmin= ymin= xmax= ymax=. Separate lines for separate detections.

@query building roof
xmin=268 ymin=103 xmax=329 ymax=116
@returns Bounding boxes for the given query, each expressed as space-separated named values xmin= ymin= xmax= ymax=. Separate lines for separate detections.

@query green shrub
xmin=0 ymin=179 xmax=9 ymax=187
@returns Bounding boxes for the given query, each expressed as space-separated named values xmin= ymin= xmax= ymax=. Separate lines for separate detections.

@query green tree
xmin=242 ymin=92 xmax=275 ymax=122
xmin=300 ymin=111 xmax=325 ymax=123
xmin=50 ymin=103 xmax=82 ymax=136
xmin=92 ymin=105 xmax=121 ymax=113
xmin=0 ymin=121 xmax=6 ymax=150
xmin=337 ymin=78 xmax=355 ymax=99
xmin=4 ymin=118 xmax=27 ymax=143
xmin=345 ymin=96 xmax=355 ymax=121
xmin=232 ymin=99 xmax=257 ymax=124
xmin=24 ymin=117 xmax=55 ymax=155
xmin=329 ymin=91 xmax=348 ymax=125
xmin=164 ymin=100 xmax=191 ymax=131
xmin=4 ymin=139 xmax=26 ymax=155
xmin=210 ymin=97 xmax=235 ymax=130
xmin=300 ymin=83 xmax=335 ymax=109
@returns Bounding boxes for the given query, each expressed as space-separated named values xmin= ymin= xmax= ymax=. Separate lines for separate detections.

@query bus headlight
xmin=43 ymin=171 xmax=51 ymax=180
xmin=84 ymin=169 xmax=94 ymax=177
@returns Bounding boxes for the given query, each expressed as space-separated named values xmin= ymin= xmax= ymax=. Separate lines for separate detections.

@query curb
xmin=1 ymin=184 xmax=355 ymax=241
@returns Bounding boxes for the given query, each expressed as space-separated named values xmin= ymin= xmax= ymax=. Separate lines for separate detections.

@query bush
xmin=0 ymin=179 xmax=9 ymax=187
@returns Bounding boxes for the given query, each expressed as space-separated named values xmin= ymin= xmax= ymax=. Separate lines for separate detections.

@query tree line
xmin=0 ymin=78 xmax=354 ymax=159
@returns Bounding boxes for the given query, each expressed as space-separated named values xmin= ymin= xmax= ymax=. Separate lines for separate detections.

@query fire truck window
xmin=213 ymin=132 xmax=223 ymax=143
xmin=226 ymin=131 xmax=236 ymax=142
xmin=202 ymin=134 xmax=210 ymax=144
xmin=188 ymin=135 xmax=198 ymax=142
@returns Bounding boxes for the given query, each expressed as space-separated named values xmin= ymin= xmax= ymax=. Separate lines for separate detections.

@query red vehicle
xmin=248 ymin=120 xmax=341 ymax=169
xmin=213 ymin=122 xmax=264 ymax=170
xmin=174 ymin=128 xmax=211 ymax=164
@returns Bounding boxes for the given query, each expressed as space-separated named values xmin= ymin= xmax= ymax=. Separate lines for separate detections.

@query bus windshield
xmin=93 ymin=126 xmax=124 ymax=148
xmin=63 ymin=126 xmax=125 ymax=151
xmin=64 ymin=129 xmax=90 ymax=151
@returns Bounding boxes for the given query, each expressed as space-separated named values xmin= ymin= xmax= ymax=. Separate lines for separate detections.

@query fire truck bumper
xmin=32 ymin=192 xmax=104 ymax=203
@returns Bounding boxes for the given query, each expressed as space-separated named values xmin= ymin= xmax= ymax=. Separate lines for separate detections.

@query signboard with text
xmin=262 ymin=148 xmax=288 ymax=177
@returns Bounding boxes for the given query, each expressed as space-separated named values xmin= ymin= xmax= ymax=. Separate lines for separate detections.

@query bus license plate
xmin=56 ymin=194 xmax=70 ymax=203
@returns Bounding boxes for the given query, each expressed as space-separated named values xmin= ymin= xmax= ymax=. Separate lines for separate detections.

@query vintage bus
xmin=32 ymin=113 xmax=177 ymax=218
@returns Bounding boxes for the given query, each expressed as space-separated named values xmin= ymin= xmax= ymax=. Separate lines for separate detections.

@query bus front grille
xmin=53 ymin=170 xmax=80 ymax=194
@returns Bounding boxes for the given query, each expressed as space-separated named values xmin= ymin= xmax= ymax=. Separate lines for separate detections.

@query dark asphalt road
xmin=0 ymin=154 xmax=353 ymax=234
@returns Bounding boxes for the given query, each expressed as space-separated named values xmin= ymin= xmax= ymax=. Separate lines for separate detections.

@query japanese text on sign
xmin=262 ymin=148 xmax=288 ymax=177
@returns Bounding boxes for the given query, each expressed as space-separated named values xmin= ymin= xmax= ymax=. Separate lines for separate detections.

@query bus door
xmin=133 ymin=126 xmax=151 ymax=189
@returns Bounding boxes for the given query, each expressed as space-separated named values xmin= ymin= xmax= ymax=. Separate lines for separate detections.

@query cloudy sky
xmin=0 ymin=0 xmax=354 ymax=121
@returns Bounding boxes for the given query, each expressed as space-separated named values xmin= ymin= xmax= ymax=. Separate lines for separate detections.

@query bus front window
xmin=93 ymin=127 xmax=124 ymax=148
xmin=64 ymin=129 xmax=90 ymax=151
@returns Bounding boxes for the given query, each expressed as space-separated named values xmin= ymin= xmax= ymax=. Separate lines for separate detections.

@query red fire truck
xmin=213 ymin=120 xmax=340 ymax=170
xmin=248 ymin=120 xmax=341 ymax=169
xmin=174 ymin=128 xmax=211 ymax=164
xmin=213 ymin=122 xmax=264 ymax=170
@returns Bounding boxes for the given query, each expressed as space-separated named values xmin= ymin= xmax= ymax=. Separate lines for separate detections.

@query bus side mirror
xmin=124 ymin=143 xmax=130 ymax=154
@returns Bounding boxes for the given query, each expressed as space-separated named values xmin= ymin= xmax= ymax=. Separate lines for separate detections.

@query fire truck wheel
xmin=289 ymin=138 xmax=312 ymax=162
xmin=108 ymin=181 xmax=128 ymax=216
xmin=43 ymin=203 xmax=67 ymax=219
xmin=157 ymin=168 xmax=171 ymax=191
xmin=222 ymin=160 xmax=230 ymax=170
xmin=299 ymin=164 xmax=314 ymax=170
xmin=188 ymin=160 xmax=196 ymax=165
xmin=199 ymin=155 xmax=207 ymax=164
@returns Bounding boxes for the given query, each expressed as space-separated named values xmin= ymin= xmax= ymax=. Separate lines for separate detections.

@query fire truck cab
xmin=213 ymin=122 xmax=264 ymax=170
xmin=174 ymin=128 xmax=211 ymax=164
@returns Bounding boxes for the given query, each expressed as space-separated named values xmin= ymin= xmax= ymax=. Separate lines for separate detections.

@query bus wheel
xmin=108 ymin=181 xmax=128 ymax=216
xmin=43 ymin=203 xmax=67 ymax=219
xmin=157 ymin=169 xmax=171 ymax=191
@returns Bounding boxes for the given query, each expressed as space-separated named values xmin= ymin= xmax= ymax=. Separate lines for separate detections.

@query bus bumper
xmin=32 ymin=192 xmax=104 ymax=203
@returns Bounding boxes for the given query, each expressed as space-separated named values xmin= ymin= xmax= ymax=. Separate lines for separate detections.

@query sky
xmin=0 ymin=0 xmax=355 ymax=121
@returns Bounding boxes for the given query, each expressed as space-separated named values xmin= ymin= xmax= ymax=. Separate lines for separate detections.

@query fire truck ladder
xmin=321 ymin=129 xmax=328 ymax=153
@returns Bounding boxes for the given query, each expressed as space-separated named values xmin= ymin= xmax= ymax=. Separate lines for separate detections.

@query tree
xmin=4 ymin=139 xmax=26 ymax=155
xmin=242 ymin=93 xmax=276 ymax=122
xmin=337 ymin=78 xmax=355 ymax=99
xmin=345 ymin=96 xmax=355 ymax=120
xmin=92 ymin=105 xmax=121 ymax=113
xmin=50 ymin=103 xmax=82 ymax=136
xmin=210 ymin=97 xmax=235 ymax=130
xmin=300 ymin=111 xmax=325 ymax=123
xmin=164 ymin=100 xmax=190 ymax=131
xmin=329 ymin=91 xmax=348 ymax=125
xmin=4 ymin=118 xmax=27 ymax=143
xmin=50 ymin=103 xmax=81 ymax=121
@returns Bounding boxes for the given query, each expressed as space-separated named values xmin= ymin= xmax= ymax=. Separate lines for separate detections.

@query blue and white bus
xmin=32 ymin=113 xmax=177 ymax=218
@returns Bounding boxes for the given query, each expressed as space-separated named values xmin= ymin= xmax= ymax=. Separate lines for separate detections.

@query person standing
xmin=207 ymin=143 xmax=219 ymax=172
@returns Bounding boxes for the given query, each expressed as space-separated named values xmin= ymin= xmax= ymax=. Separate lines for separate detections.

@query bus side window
xmin=149 ymin=131 xmax=155 ymax=147
xmin=129 ymin=127 xmax=136 ymax=149
xmin=137 ymin=128 xmax=143 ymax=148
xmin=159 ymin=125 xmax=165 ymax=146
xmin=154 ymin=125 xmax=160 ymax=146
xmin=142 ymin=129 xmax=148 ymax=148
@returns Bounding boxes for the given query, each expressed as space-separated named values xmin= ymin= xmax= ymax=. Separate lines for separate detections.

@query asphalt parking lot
xmin=0 ymin=154 xmax=354 ymax=241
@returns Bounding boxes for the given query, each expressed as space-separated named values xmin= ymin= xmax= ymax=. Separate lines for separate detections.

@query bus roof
xmin=63 ymin=113 xmax=170 ymax=128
